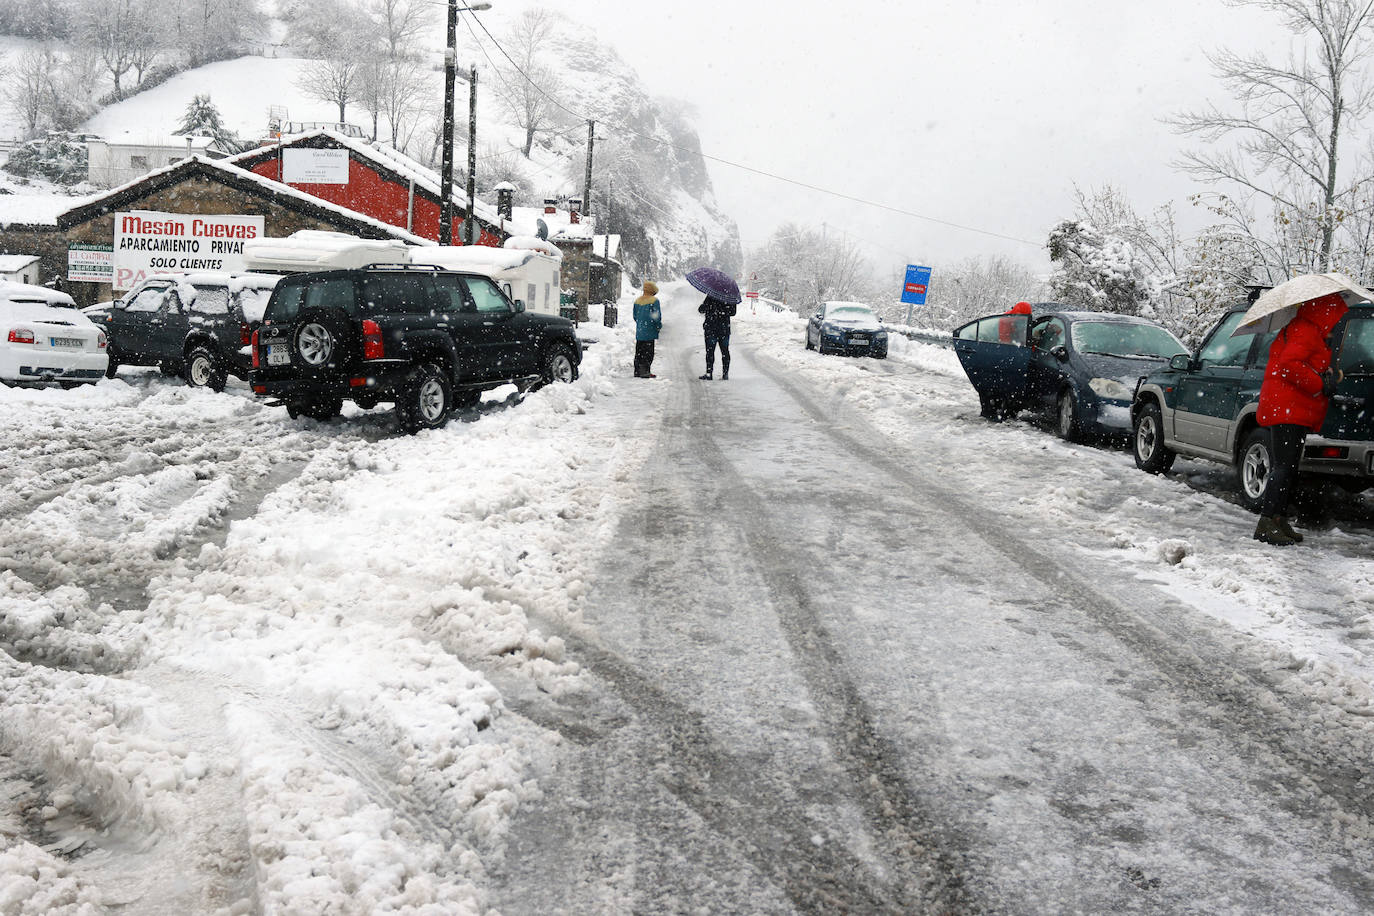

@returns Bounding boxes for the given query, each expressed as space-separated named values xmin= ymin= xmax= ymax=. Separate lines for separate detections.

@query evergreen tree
xmin=174 ymin=94 xmax=241 ymax=152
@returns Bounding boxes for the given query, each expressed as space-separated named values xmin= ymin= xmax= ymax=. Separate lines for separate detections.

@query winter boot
xmin=699 ymin=371 xmax=712 ymax=380
xmin=1278 ymin=516 xmax=1304 ymax=543
xmin=1253 ymin=516 xmax=1297 ymax=546
xmin=721 ymin=369 xmax=729 ymax=380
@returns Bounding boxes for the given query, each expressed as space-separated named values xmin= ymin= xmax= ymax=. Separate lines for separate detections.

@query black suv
xmin=250 ymin=264 xmax=582 ymax=433
xmin=102 ymin=273 xmax=279 ymax=390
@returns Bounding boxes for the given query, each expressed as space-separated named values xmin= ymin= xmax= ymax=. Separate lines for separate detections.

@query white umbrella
xmin=1231 ymin=272 xmax=1374 ymax=336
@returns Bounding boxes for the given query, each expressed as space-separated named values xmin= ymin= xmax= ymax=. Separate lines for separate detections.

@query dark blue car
xmin=953 ymin=306 xmax=1188 ymax=441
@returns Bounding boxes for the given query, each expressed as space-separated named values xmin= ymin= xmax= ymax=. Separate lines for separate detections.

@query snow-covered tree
xmin=751 ymin=223 xmax=876 ymax=315
xmin=298 ymin=56 xmax=364 ymax=124
xmin=3 ymin=48 xmax=54 ymax=138
xmin=174 ymin=94 xmax=241 ymax=151
xmin=76 ymin=0 xmax=164 ymax=98
xmin=492 ymin=9 xmax=568 ymax=158
xmin=918 ymin=256 xmax=1048 ymax=328
xmin=1048 ymin=219 xmax=1156 ymax=316
xmin=367 ymin=0 xmax=428 ymax=61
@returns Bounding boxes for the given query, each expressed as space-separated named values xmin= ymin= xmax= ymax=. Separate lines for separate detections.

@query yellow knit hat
xmin=642 ymin=280 xmax=658 ymax=295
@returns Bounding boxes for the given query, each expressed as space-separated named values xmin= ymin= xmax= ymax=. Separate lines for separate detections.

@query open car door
xmin=953 ymin=312 xmax=1033 ymax=414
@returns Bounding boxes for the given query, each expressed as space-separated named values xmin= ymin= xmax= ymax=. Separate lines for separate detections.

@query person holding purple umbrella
xmin=685 ymin=267 xmax=742 ymax=381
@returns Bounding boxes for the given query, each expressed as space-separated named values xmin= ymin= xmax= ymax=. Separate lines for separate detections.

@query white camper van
xmin=241 ymin=231 xmax=413 ymax=274
xmin=416 ymin=238 xmax=563 ymax=316
xmin=241 ymin=231 xmax=563 ymax=315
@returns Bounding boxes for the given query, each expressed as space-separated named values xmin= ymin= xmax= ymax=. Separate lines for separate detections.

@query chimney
xmin=494 ymin=182 xmax=515 ymax=220
xmin=568 ymin=196 xmax=583 ymax=224
xmin=543 ymin=197 xmax=558 ymax=215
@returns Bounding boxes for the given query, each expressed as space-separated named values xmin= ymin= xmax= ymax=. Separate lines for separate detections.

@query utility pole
xmin=464 ymin=64 xmax=478 ymax=245
xmin=583 ymin=120 xmax=594 ymax=225
xmin=438 ymin=0 xmax=459 ymax=245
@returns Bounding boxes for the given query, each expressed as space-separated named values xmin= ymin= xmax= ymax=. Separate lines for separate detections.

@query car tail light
xmin=1315 ymin=445 xmax=1348 ymax=459
xmin=251 ymin=328 xmax=260 ymax=369
xmin=7 ymin=329 xmax=34 ymax=344
xmin=362 ymin=319 xmax=384 ymax=359
xmin=240 ymin=322 xmax=252 ymax=346
xmin=98 ymin=331 xmax=107 ymax=349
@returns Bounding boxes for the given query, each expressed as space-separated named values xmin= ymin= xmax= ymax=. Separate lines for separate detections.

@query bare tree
xmin=356 ymin=54 xmax=429 ymax=144
xmin=368 ymin=0 xmax=429 ymax=60
xmin=750 ymin=223 xmax=876 ymax=315
xmin=76 ymin=0 xmax=162 ymax=97
xmin=1173 ymin=0 xmax=1374 ymax=271
xmin=492 ymin=9 xmax=567 ymax=157
xmin=298 ymin=56 xmax=364 ymax=123
xmin=3 ymin=48 xmax=54 ymax=138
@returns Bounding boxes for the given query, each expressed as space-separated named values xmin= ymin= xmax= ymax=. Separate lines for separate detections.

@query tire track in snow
xmin=754 ymin=345 xmax=1374 ymax=855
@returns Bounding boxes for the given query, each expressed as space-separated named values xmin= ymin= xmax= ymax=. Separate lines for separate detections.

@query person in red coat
xmin=1253 ymin=291 xmax=1348 ymax=545
xmin=998 ymin=300 xmax=1032 ymax=343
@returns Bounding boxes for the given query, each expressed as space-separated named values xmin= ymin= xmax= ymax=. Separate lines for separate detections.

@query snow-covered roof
xmin=229 ymin=131 xmax=518 ymax=235
xmin=511 ymin=205 xmax=595 ymax=241
xmin=0 ymin=193 xmax=94 ymax=228
xmin=504 ymin=235 xmax=563 ymax=258
xmin=0 ymin=280 xmax=76 ymax=306
xmin=0 ymin=255 xmax=40 ymax=271
xmin=60 ymin=156 xmax=431 ymax=246
xmin=89 ymin=132 xmax=214 ymax=150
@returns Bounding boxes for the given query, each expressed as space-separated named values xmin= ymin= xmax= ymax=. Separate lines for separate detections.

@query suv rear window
xmin=1339 ymin=314 xmax=1374 ymax=375
xmin=363 ymin=274 xmax=436 ymax=315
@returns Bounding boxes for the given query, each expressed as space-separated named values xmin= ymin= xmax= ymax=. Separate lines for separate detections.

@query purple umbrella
xmin=685 ymin=267 xmax=742 ymax=305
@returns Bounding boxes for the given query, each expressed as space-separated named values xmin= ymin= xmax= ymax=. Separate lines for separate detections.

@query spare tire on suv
xmin=251 ymin=264 xmax=583 ymax=433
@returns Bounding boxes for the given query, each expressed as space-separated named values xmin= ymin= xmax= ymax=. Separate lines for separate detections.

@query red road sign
xmin=905 ymin=283 xmax=927 ymax=296
xmin=745 ymin=291 xmax=759 ymax=298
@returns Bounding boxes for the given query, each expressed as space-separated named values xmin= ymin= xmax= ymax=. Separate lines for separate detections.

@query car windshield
xmin=1071 ymin=321 xmax=1186 ymax=359
xmin=827 ymin=306 xmax=876 ymax=322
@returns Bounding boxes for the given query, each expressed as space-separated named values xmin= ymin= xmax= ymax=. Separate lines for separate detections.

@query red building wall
xmin=247 ymin=156 xmax=500 ymax=246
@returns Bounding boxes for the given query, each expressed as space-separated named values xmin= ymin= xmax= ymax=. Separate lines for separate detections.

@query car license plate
xmin=849 ymin=335 xmax=868 ymax=344
xmin=267 ymin=344 xmax=290 ymax=366
xmin=50 ymin=337 xmax=83 ymax=348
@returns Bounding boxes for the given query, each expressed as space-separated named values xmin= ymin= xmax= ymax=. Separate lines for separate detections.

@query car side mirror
xmin=514 ymin=299 xmax=526 ymax=313
xmin=1052 ymin=345 xmax=1068 ymax=361
xmin=1169 ymin=353 xmax=1192 ymax=371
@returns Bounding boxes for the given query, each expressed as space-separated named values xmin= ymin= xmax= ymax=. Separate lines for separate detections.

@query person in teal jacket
xmin=633 ymin=280 xmax=663 ymax=378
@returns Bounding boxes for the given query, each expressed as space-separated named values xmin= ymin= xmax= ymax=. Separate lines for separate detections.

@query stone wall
xmin=0 ymin=226 xmax=69 ymax=289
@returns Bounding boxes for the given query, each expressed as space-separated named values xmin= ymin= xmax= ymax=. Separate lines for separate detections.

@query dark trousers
xmin=634 ymin=340 xmax=655 ymax=377
xmin=1260 ymin=424 xmax=1307 ymax=516
xmin=704 ymin=329 xmax=730 ymax=375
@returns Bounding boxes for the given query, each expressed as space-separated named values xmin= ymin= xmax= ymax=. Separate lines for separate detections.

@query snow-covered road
xmin=2 ymin=283 xmax=1373 ymax=914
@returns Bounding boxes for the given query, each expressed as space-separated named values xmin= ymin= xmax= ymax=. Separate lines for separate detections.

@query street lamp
xmin=439 ymin=1 xmax=491 ymax=245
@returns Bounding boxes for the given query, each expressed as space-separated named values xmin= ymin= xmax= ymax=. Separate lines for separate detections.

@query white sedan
xmin=0 ymin=282 xmax=109 ymax=387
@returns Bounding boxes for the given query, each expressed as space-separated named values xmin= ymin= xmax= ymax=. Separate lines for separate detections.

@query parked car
xmin=1130 ymin=302 xmax=1374 ymax=510
xmin=953 ymin=306 xmax=1188 ymax=441
xmin=102 ymin=273 xmax=281 ymax=390
xmin=250 ymin=263 xmax=582 ymax=433
xmin=0 ymin=282 xmax=108 ymax=388
xmin=805 ymin=301 xmax=889 ymax=357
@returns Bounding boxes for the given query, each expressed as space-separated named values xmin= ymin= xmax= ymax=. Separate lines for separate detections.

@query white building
xmin=87 ymin=134 xmax=219 ymax=189
xmin=0 ymin=255 xmax=41 ymax=285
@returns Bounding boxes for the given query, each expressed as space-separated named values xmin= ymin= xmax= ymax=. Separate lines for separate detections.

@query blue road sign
xmin=901 ymin=265 xmax=932 ymax=305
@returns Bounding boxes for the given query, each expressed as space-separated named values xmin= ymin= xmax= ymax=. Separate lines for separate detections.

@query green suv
xmin=1130 ymin=302 xmax=1374 ymax=509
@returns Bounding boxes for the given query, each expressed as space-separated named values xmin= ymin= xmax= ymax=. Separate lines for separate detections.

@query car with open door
xmin=954 ymin=305 xmax=1187 ymax=441
xmin=1130 ymin=300 xmax=1374 ymax=510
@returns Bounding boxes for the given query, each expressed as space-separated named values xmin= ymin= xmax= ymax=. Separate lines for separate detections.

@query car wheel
xmin=104 ymin=355 xmax=120 ymax=379
xmin=295 ymin=320 xmax=336 ymax=367
xmin=396 ymin=362 xmax=452 ymax=434
xmin=1056 ymin=389 xmax=1081 ymax=442
xmin=540 ymin=345 xmax=578 ymax=386
xmin=1132 ymin=402 xmax=1176 ymax=474
xmin=185 ymin=345 xmax=227 ymax=392
xmin=1239 ymin=427 xmax=1275 ymax=512
xmin=873 ymin=347 xmax=888 ymax=360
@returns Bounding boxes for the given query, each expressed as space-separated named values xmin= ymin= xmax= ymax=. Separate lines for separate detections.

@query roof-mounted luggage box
xmin=242 ymin=230 xmax=414 ymax=274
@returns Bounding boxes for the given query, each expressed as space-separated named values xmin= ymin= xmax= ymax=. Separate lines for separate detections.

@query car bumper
xmin=1301 ymin=435 xmax=1374 ymax=478
xmin=0 ymin=349 xmax=108 ymax=383
xmin=252 ymin=362 xmax=411 ymax=402
xmin=1083 ymin=398 xmax=1134 ymax=434
xmin=822 ymin=336 xmax=888 ymax=355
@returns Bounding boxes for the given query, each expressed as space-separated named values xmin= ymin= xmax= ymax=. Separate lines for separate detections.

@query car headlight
xmin=1088 ymin=377 xmax=1132 ymax=400
xmin=874 ymin=330 xmax=888 ymax=339
xmin=822 ymin=325 xmax=843 ymax=337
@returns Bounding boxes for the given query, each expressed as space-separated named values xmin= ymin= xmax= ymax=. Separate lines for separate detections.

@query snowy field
xmin=1 ymin=285 xmax=1372 ymax=913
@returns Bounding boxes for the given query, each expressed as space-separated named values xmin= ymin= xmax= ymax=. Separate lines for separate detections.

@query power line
xmin=457 ymin=11 xmax=1043 ymax=249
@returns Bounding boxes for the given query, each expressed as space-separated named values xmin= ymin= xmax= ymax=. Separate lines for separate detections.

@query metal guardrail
xmin=888 ymin=325 xmax=953 ymax=349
